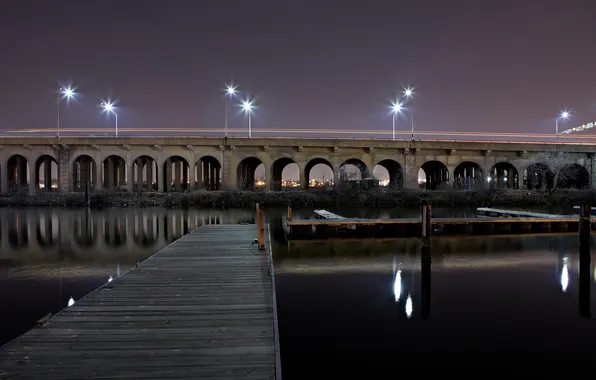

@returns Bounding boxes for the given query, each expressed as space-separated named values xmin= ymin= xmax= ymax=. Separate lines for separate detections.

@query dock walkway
xmin=0 ymin=224 xmax=280 ymax=380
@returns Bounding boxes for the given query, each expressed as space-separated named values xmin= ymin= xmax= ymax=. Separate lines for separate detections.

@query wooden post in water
xmin=421 ymin=203 xmax=432 ymax=248
xmin=579 ymin=244 xmax=591 ymax=319
xmin=256 ymin=203 xmax=266 ymax=250
xmin=287 ymin=206 xmax=293 ymax=221
xmin=579 ymin=203 xmax=591 ymax=247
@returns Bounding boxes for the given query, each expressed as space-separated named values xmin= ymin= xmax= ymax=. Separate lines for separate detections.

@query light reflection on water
xmin=3 ymin=206 xmax=596 ymax=375
xmin=272 ymin=236 xmax=596 ymax=377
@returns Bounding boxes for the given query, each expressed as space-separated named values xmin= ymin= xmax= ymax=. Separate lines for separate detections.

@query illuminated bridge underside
xmin=0 ymin=137 xmax=594 ymax=194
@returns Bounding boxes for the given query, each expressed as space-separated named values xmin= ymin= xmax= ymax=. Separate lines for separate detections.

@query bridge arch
xmin=103 ymin=155 xmax=127 ymax=190
xmin=72 ymin=155 xmax=98 ymax=192
xmin=196 ymin=156 xmax=221 ymax=190
xmin=420 ymin=160 xmax=449 ymax=190
xmin=163 ymin=155 xmax=190 ymax=192
xmin=34 ymin=155 xmax=58 ymax=192
xmin=375 ymin=159 xmax=403 ymax=188
xmin=237 ymin=157 xmax=264 ymax=190
xmin=270 ymin=157 xmax=299 ymax=190
xmin=557 ymin=163 xmax=590 ymax=189
xmin=488 ymin=162 xmax=519 ymax=189
xmin=339 ymin=158 xmax=370 ymax=181
xmin=525 ymin=162 xmax=554 ymax=190
xmin=304 ymin=158 xmax=333 ymax=189
xmin=6 ymin=154 xmax=30 ymax=193
xmin=133 ymin=155 xmax=157 ymax=191
xmin=453 ymin=161 xmax=483 ymax=190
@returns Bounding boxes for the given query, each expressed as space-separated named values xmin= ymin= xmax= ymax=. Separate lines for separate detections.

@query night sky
xmin=2 ymin=0 xmax=596 ymax=180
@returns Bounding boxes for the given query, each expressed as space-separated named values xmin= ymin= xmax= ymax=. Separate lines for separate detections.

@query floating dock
xmin=282 ymin=208 xmax=593 ymax=240
xmin=0 ymin=224 xmax=281 ymax=380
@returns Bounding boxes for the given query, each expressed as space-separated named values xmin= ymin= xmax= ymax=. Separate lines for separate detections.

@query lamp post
xmin=224 ymin=85 xmax=237 ymax=137
xmin=57 ymin=86 xmax=75 ymax=138
xmin=241 ymin=99 xmax=254 ymax=138
xmin=556 ymin=110 xmax=570 ymax=142
xmin=390 ymin=101 xmax=403 ymax=141
xmin=101 ymin=101 xmax=118 ymax=137
xmin=402 ymin=87 xmax=415 ymax=140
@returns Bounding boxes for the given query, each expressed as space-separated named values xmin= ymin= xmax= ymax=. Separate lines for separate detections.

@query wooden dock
xmin=0 ymin=224 xmax=281 ymax=380
xmin=282 ymin=208 xmax=593 ymax=240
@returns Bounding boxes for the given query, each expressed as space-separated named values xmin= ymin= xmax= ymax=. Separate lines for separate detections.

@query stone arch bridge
xmin=0 ymin=137 xmax=594 ymax=194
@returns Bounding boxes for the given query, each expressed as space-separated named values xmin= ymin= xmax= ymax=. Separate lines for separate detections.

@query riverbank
xmin=0 ymin=188 xmax=595 ymax=208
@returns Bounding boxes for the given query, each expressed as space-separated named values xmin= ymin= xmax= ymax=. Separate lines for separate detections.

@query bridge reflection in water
xmin=0 ymin=207 xmax=255 ymax=346
xmin=0 ymin=208 xmax=255 ymax=261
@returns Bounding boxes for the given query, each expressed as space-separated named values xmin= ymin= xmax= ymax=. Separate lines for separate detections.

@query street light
xmin=555 ymin=110 xmax=570 ymax=141
xmin=101 ymin=101 xmax=118 ymax=137
xmin=241 ymin=99 xmax=255 ymax=138
xmin=57 ymin=86 xmax=76 ymax=138
xmin=402 ymin=86 xmax=415 ymax=140
xmin=224 ymin=84 xmax=238 ymax=137
xmin=390 ymin=101 xmax=403 ymax=140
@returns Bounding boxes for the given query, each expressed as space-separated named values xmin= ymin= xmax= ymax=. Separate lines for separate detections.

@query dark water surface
xmin=1 ymin=206 xmax=595 ymax=377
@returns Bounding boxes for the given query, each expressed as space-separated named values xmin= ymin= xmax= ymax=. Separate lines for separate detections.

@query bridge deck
xmin=0 ymin=224 xmax=279 ymax=380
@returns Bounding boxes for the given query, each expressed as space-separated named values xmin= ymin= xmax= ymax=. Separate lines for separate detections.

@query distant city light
xmin=560 ymin=120 xmax=596 ymax=135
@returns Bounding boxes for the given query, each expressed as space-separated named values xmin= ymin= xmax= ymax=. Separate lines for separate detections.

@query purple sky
xmin=2 ymin=0 xmax=596 ymax=181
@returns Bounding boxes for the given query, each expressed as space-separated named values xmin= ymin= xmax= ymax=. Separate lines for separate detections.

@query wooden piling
xmin=256 ymin=203 xmax=266 ymax=250
xmin=287 ymin=205 xmax=293 ymax=221
xmin=579 ymin=203 xmax=591 ymax=246
xmin=420 ymin=254 xmax=431 ymax=321
xmin=421 ymin=203 xmax=432 ymax=248
xmin=579 ymin=244 xmax=591 ymax=319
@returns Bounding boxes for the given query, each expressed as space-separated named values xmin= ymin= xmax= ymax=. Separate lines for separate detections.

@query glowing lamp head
xmin=241 ymin=99 xmax=254 ymax=113
xmin=225 ymin=85 xmax=237 ymax=96
xmin=560 ymin=110 xmax=570 ymax=119
xmin=101 ymin=101 xmax=116 ymax=113
xmin=391 ymin=101 xmax=403 ymax=114
xmin=403 ymin=87 xmax=415 ymax=98
xmin=60 ymin=86 xmax=76 ymax=100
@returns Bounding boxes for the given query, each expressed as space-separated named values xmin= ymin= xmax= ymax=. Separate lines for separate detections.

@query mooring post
xmin=579 ymin=203 xmax=591 ymax=247
xmin=421 ymin=203 xmax=432 ymax=248
xmin=256 ymin=203 xmax=266 ymax=250
xmin=287 ymin=205 xmax=293 ymax=221
xmin=579 ymin=244 xmax=591 ymax=319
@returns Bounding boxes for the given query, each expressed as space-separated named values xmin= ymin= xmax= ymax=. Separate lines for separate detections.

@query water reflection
xmin=561 ymin=257 xmax=569 ymax=292
xmin=275 ymin=235 xmax=596 ymax=377
xmin=0 ymin=207 xmax=254 ymax=346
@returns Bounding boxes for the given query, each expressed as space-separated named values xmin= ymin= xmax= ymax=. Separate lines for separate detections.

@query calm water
xmin=1 ymin=207 xmax=595 ymax=376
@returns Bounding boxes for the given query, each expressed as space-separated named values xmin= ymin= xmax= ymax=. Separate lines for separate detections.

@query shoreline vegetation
xmin=0 ymin=188 xmax=594 ymax=209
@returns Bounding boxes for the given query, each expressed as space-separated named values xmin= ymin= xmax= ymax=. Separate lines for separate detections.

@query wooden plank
xmin=313 ymin=209 xmax=346 ymax=220
xmin=0 ymin=224 xmax=278 ymax=380
xmin=476 ymin=207 xmax=565 ymax=218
